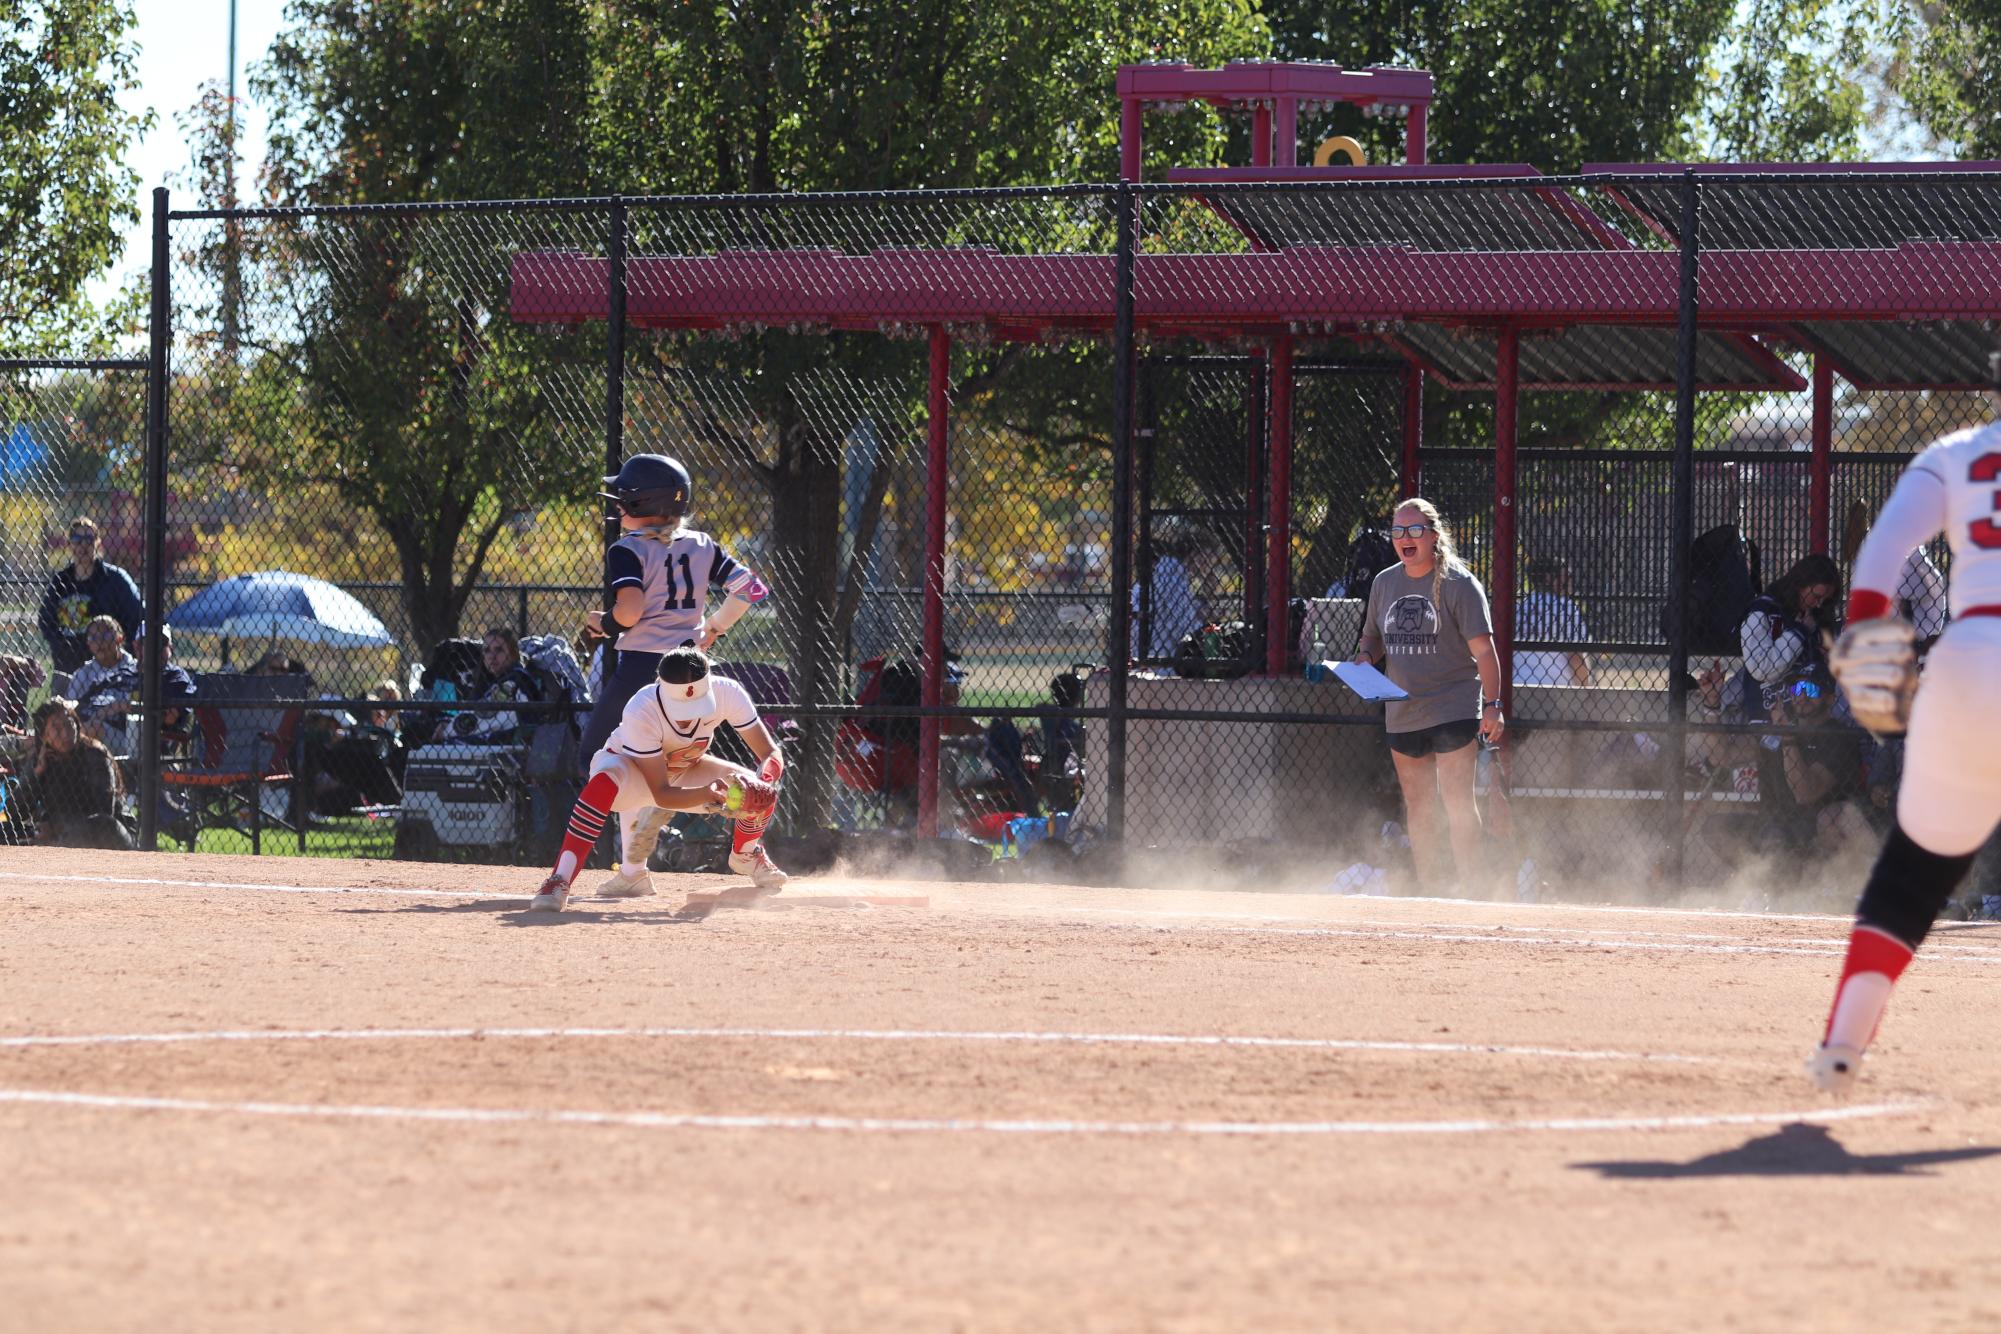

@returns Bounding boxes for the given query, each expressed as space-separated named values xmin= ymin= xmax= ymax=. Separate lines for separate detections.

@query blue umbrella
xmin=170 ymin=571 xmax=395 ymax=649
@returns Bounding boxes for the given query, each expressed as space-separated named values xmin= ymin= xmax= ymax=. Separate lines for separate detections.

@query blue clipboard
xmin=1331 ymin=660 xmax=1410 ymax=702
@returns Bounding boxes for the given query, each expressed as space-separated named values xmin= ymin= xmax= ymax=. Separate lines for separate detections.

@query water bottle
xmin=1305 ymin=639 xmax=1328 ymax=682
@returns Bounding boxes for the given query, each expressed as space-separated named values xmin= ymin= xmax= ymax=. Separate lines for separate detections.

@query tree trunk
xmin=767 ymin=401 xmax=847 ymax=830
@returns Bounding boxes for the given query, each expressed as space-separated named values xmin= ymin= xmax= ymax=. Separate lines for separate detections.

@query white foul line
xmin=0 ymin=870 xmax=496 ymax=899
xmin=0 ymin=1024 xmax=1713 ymax=1064
xmin=10 ymin=869 xmax=2001 ymax=964
xmin=0 ymin=1086 xmax=1924 ymax=1137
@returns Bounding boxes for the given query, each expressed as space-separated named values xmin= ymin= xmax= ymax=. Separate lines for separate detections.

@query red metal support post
xmin=1400 ymin=361 xmax=1423 ymax=498
xmin=1810 ymin=355 xmax=1834 ymax=555
xmin=1265 ymin=333 xmax=1295 ymax=676
xmin=1120 ymin=96 xmax=1143 ymax=182
xmin=918 ymin=326 xmax=951 ymax=838
xmin=1252 ymin=106 xmax=1273 ymax=168
xmin=1406 ymin=103 xmax=1428 ymax=165
xmin=1245 ymin=355 xmax=1267 ymax=631
xmin=1493 ymin=327 xmax=1519 ymax=714
xmin=1274 ymin=98 xmax=1297 ymax=167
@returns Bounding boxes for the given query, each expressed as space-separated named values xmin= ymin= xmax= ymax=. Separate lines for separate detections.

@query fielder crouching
xmin=530 ymin=647 xmax=786 ymax=913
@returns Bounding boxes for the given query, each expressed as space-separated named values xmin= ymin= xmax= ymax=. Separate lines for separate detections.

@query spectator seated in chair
xmin=302 ymin=696 xmax=404 ymax=818
xmin=62 ymin=615 xmax=138 ymax=757
xmin=0 ymin=652 xmax=47 ymax=768
xmin=986 ymin=670 xmax=1089 ymax=819
xmin=403 ymin=637 xmax=490 ymax=747
xmin=23 ymin=697 xmax=135 ymax=849
xmin=1732 ymin=554 xmax=1841 ymax=723
xmin=837 ymin=647 xmax=987 ymax=826
xmin=135 ymin=621 xmax=197 ymax=733
xmin=136 ymin=621 xmax=199 ymax=832
xmin=1757 ymin=666 xmax=1873 ymax=857
xmin=363 ymin=681 xmax=409 ymax=782
xmin=444 ymin=628 xmax=541 ymax=746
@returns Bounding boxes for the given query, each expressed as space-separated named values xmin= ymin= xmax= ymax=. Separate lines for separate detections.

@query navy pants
xmin=577 ymin=649 xmax=664 ymax=776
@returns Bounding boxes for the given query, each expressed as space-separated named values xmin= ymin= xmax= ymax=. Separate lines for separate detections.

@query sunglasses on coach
xmin=1388 ymin=523 xmax=1433 ymax=539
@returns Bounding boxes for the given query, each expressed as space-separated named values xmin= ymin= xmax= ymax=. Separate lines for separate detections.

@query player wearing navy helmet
xmin=575 ymin=454 xmax=771 ymax=895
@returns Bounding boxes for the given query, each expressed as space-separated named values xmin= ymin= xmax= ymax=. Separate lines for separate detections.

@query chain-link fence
xmin=3 ymin=169 xmax=1996 ymax=901
xmin=0 ymin=359 xmax=150 ymax=851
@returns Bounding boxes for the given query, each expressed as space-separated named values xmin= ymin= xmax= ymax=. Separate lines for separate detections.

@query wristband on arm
xmin=705 ymin=569 xmax=770 ymax=640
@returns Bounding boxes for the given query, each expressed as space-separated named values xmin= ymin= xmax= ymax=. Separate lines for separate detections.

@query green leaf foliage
xmin=1898 ymin=0 xmax=2001 ymax=158
xmin=0 ymin=0 xmax=149 ymax=355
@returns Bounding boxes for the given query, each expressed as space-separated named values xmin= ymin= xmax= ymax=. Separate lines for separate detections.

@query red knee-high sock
xmin=1822 ymin=924 xmax=1916 ymax=1051
xmin=553 ymin=772 xmax=620 ymax=884
xmin=732 ymin=806 xmax=771 ymax=855
xmin=732 ymin=755 xmax=783 ymax=855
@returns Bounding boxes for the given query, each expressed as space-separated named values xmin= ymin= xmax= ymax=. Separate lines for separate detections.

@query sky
xmin=102 ymin=0 xmax=289 ymax=299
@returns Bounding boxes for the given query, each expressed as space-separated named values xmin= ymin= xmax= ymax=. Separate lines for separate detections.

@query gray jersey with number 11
xmin=607 ymin=528 xmax=746 ymax=654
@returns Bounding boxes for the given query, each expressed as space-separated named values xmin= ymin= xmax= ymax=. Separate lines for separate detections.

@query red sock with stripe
xmin=732 ymin=806 xmax=771 ymax=856
xmin=732 ymin=755 xmax=782 ymax=855
xmin=1821 ymin=924 xmax=1916 ymax=1052
xmin=553 ymin=773 xmax=620 ymax=885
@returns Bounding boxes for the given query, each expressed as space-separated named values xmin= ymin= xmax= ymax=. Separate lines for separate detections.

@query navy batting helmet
xmin=601 ymin=454 xmax=691 ymax=520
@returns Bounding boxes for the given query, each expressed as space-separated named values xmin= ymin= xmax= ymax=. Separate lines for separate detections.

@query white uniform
xmin=1850 ymin=418 xmax=2001 ymax=855
xmin=587 ymin=674 xmax=761 ymax=811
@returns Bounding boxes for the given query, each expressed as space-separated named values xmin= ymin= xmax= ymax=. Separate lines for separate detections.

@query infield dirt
xmin=3 ymin=848 xmax=2000 ymax=1332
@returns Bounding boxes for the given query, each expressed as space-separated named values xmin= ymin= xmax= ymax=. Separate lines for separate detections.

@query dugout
xmin=507 ymin=62 xmax=2001 ymax=866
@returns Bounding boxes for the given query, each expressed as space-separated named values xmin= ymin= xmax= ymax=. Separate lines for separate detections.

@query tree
xmin=593 ymin=0 xmax=1266 ymax=823
xmin=0 ymin=0 xmax=149 ymax=355
xmin=1897 ymin=0 xmax=2001 ymax=158
xmin=1263 ymin=0 xmax=1878 ymax=597
xmin=1266 ymin=0 xmax=1868 ymax=169
xmin=232 ymin=0 xmax=605 ymax=650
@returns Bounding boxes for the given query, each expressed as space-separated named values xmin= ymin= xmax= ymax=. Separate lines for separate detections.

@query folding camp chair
xmin=160 ymin=672 xmax=308 ymax=853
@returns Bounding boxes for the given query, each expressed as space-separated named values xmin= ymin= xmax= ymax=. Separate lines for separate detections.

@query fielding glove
xmin=1829 ymin=616 xmax=1917 ymax=737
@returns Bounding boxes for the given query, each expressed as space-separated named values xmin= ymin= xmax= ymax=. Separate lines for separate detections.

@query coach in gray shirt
xmin=1355 ymin=498 xmax=1505 ymax=891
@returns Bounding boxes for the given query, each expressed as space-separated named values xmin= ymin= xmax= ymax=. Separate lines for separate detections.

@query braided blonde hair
xmin=1396 ymin=496 xmax=1465 ymax=607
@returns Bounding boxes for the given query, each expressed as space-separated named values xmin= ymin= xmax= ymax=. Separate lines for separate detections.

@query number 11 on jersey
xmin=661 ymin=552 xmax=698 ymax=610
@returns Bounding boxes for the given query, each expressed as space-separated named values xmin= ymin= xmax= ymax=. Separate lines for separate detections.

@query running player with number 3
xmin=1812 ymin=350 xmax=2001 ymax=1092
xmin=574 ymin=455 xmax=773 ymax=898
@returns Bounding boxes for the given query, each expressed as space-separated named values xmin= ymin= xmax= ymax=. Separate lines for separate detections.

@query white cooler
xmin=397 ymin=743 xmax=527 ymax=848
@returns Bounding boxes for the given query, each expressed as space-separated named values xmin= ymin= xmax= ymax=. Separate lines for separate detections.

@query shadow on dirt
xmin=334 ymin=898 xmax=711 ymax=926
xmin=1574 ymin=1122 xmax=2001 ymax=1178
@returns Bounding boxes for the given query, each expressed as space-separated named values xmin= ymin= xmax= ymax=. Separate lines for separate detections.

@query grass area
xmin=167 ymin=815 xmax=398 ymax=859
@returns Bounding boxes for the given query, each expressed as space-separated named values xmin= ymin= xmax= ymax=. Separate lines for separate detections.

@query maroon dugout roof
xmin=1587 ymin=162 xmax=2001 ymax=389
xmin=512 ymin=165 xmax=2001 ymax=393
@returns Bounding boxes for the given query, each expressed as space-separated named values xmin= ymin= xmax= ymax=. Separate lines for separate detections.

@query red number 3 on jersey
xmin=1973 ymin=453 xmax=2001 ymax=549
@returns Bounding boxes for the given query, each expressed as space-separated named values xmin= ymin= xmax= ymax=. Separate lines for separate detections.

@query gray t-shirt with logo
xmin=1364 ymin=562 xmax=1493 ymax=733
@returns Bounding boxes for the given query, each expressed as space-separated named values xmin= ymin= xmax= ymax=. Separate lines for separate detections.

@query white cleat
xmin=595 ymin=868 xmax=656 ymax=898
xmin=528 ymin=875 xmax=570 ymax=913
xmin=727 ymin=844 xmax=789 ymax=892
xmin=1807 ymin=1042 xmax=1865 ymax=1095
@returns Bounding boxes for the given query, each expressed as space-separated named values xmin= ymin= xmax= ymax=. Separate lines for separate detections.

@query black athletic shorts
xmin=1386 ymin=717 xmax=1480 ymax=759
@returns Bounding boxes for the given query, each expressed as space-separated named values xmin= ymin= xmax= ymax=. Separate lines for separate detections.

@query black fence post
xmin=1107 ymin=183 xmax=1136 ymax=845
xmin=138 ymin=186 xmax=172 ymax=851
xmin=603 ymin=197 xmax=627 ymax=602
xmin=1664 ymin=169 xmax=1700 ymax=886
